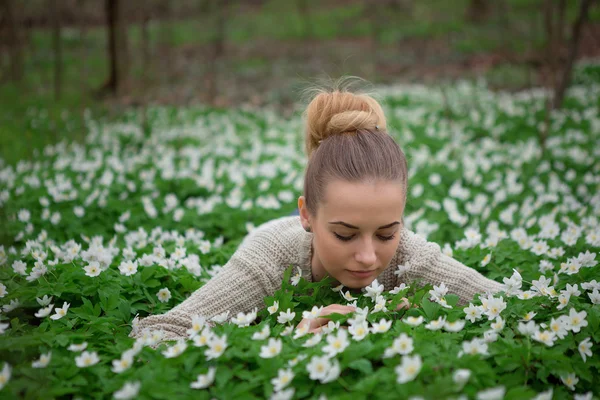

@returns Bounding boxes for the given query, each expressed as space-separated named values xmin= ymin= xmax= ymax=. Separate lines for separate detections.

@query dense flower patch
xmin=0 ymin=61 xmax=599 ymax=399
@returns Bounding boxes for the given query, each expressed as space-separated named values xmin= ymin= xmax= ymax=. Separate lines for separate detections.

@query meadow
xmin=0 ymin=60 xmax=599 ymax=399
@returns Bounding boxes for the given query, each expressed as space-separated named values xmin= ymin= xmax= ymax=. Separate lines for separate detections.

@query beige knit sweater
xmin=130 ymin=216 xmax=502 ymax=342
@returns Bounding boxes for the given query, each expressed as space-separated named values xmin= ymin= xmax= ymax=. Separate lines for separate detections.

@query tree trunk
xmin=102 ymin=0 xmax=128 ymax=96
xmin=51 ymin=0 xmax=62 ymax=101
xmin=1 ymin=0 xmax=24 ymax=82
xmin=552 ymin=0 xmax=592 ymax=110
xmin=206 ymin=0 xmax=227 ymax=106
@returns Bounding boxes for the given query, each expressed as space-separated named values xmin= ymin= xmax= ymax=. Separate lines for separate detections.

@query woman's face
xmin=299 ymin=179 xmax=405 ymax=289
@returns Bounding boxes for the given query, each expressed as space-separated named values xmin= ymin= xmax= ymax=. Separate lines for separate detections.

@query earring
xmin=305 ymin=226 xmax=312 ymax=233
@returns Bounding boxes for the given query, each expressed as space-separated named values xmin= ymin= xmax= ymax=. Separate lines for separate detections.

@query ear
xmin=297 ymin=196 xmax=311 ymax=230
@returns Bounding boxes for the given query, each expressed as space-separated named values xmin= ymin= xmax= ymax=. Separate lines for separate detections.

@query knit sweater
xmin=130 ymin=216 xmax=503 ymax=342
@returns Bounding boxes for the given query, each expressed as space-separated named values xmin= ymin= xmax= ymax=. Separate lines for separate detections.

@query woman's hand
xmin=389 ymin=297 xmax=416 ymax=311
xmin=297 ymin=304 xmax=356 ymax=334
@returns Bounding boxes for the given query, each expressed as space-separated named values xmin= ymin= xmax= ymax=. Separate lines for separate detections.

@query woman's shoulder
xmin=241 ymin=216 xmax=304 ymax=247
xmin=396 ymin=226 xmax=441 ymax=265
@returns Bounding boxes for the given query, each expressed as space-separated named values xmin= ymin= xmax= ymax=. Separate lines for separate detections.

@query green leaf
xmin=347 ymin=358 xmax=373 ymax=375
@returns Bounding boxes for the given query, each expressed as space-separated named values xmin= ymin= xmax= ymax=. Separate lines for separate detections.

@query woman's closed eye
xmin=333 ymin=232 xmax=396 ymax=242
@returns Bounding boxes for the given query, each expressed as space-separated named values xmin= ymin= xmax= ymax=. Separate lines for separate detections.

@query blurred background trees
xmin=0 ymin=0 xmax=598 ymax=162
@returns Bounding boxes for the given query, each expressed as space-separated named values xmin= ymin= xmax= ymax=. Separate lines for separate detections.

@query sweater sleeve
xmin=129 ymin=227 xmax=285 ymax=343
xmin=398 ymin=229 xmax=503 ymax=306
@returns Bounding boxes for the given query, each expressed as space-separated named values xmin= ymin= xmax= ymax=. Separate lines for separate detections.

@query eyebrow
xmin=329 ymin=221 xmax=401 ymax=230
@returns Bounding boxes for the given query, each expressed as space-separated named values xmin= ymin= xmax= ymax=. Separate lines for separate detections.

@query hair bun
xmin=302 ymin=80 xmax=387 ymax=156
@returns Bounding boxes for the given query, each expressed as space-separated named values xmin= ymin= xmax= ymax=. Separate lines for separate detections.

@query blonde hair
xmin=301 ymin=76 xmax=408 ymax=216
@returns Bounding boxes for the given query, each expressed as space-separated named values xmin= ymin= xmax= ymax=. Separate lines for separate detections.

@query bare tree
xmin=51 ymin=0 xmax=62 ymax=100
xmin=539 ymin=0 xmax=594 ymax=153
xmin=206 ymin=0 xmax=228 ymax=106
xmin=101 ymin=0 xmax=129 ymax=95
xmin=0 ymin=0 xmax=24 ymax=82
xmin=552 ymin=0 xmax=593 ymax=109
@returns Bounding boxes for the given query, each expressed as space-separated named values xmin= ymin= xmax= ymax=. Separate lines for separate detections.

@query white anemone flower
xmin=32 ymin=352 xmax=52 ymax=368
xmin=75 ymin=351 xmax=100 ymax=368
xmin=395 ymin=354 xmax=422 ymax=384
xmin=190 ymin=367 xmax=216 ymax=389
xmin=259 ymin=338 xmax=283 ymax=358
xmin=113 ymin=381 xmax=141 ymax=399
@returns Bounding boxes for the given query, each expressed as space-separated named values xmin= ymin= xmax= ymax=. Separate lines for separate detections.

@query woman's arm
xmin=130 ymin=229 xmax=284 ymax=342
xmin=397 ymin=229 xmax=503 ymax=306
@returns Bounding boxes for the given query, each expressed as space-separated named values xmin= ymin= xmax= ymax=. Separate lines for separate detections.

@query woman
xmin=131 ymin=79 xmax=502 ymax=342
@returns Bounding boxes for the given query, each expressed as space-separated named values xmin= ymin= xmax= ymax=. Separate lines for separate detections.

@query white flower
xmin=75 ymin=351 xmax=100 ymax=368
xmin=578 ymin=337 xmax=593 ymax=362
xmin=404 ymin=316 xmax=424 ymax=326
xmin=36 ymin=295 xmax=53 ymax=307
xmin=566 ymin=308 xmax=588 ymax=333
xmin=518 ymin=320 xmax=537 ymax=336
xmin=270 ymin=388 xmax=295 ymax=400
xmin=589 ymin=289 xmax=600 ymax=304
xmin=483 ymin=330 xmax=498 ymax=343
xmin=84 ymin=261 xmax=101 ymax=277
xmin=12 ymin=260 xmax=27 ymax=275
xmin=302 ymin=305 xmax=323 ymax=320
xmin=113 ymin=381 xmax=141 ymax=399
xmin=464 ymin=303 xmax=483 ymax=323
xmin=532 ymin=388 xmax=553 ymax=400
xmin=2 ymin=299 xmax=19 ymax=313
xmin=322 ymin=329 xmax=350 ymax=358
xmin=459 ymin=338 xmax=488 ymax=357
xmin=290 ymin=266 xmax=302 ymax=286
xmin=300 ymin=332 xmax=321 ymax=348
xmin=341 ymin=290 xmax=357 ymax=301
xmin=210 ymin=310 xmax=230 ymax=324
xmin=371 ymin=318 xmax=392 ymax=334
xmin=50 ymin=302 xmax=70 ymax=320
xmin=293 ymin=323 xmax=309 ymax=339
xmin=390 ymin=283 xmax=407 ymax=294
xmin=0 ymin=363 xmax=11 ymax=390
xmin=306 ymin=355 xmax=341 ymax=383
xmin=277 ymin=309 xmax=296 ymax=324
xmin=481 ymin=254 xmax=492 ymax=267
xmin=190 ymin=367 xmax=216 ymax=389
xmin=156 ymin=288 xmax=171 ymax=303
xmin=271 ymin=368 xmax=294 ymax=392
xmin=483 ymin=296 xmax=506 ymax=320
xmin=259 ymin=338 xmax=283 ymax=358
xmin=364 ymin=279 xmax=384 ymax=300
xmin=186 ymin=315 xmax=208 ymax=338
xmin=489 ymin=317 xmax=504 ymax=332
xmin=321 ymin=320 xmax=341 ymax=335
xmin=35 ymin=304 xmax=55 ymax=318
xmin=476 ymin=386 xmax=506 ymax=400
xmin=453 ymin=369 xmax=471 ymax=387
xmin=348 ymin=320 xmax=370 ymax=341
xmin=111 ymin=350 xmax=135 ymax=373
xmin=532 ymin=329 xmax=556 ymax=347
xmin=372 ymin=295 xmax=389 ymax=313
xmin=444 ymin=319 xmax=466 ymax=332
xmin=118 ymin=260 xmax=138 ymax=276
xmin=32 ymin=352 xmax=52 ymax=368
xmin=205 ymin=334 xmax=228 ymax=360
xmin=192 ymin=327 xmax=214 ymax=347
xmin=383 ymin=333 xmax=413 ymax=358
xmin=560 ymin=373 xmax=579 ymax=391
xmin=549 ymin=317 xmax=569 ymax=339
xmin=331 ymin=283 xmax=344 ymax=292
xmin=0 ymin=283 xmax=8 ymax=298
xmin=162 ymin=339 xmax=187 ymax=358
xmin=67 ymin=342 xmax=88 ymax=352
xmin=395 ymin=354 xmax=422 ymax=384
xmin=0 ymin=322 xmax=9 ymax=334
xmin=267 ymin=301 xmax=279 ymax=315
xmin=252 ymin=324 xmax=271 ymax=341
xmin=425 ymin=316 xmax=446 ymax=331
xmin=231 ymin=308 xmax=258 ymax=327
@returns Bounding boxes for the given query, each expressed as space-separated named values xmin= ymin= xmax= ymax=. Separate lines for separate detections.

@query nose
xmin=355 ymin=236 xmax=377 ymax=266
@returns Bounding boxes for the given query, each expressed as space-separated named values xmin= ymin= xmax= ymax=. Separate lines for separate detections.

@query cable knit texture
xmin=131 ymin=216 xmax=502 ymax=342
